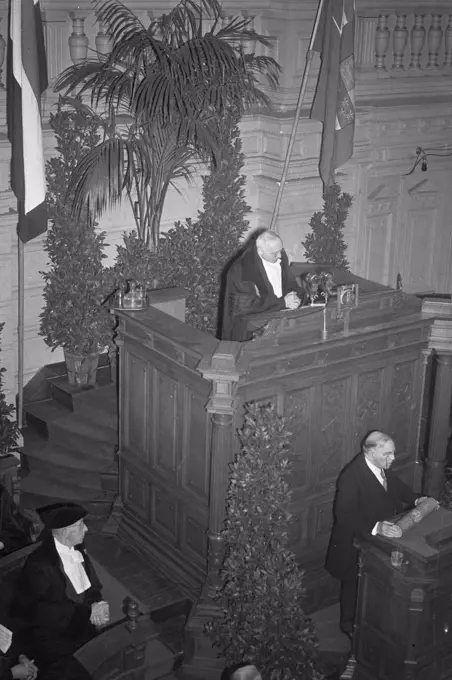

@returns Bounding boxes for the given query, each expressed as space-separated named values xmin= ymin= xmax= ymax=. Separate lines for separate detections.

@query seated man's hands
xmin=377 ymin=521 xmax=403 ymax=538
xmin=90 ymin=600 xmax=110 ymax=627
xmin=415 ymin=496 xmax=439 ymax=507
xmin=12 ymin=657 xmax=38 ymax=680
xmin=284 ymin=292 xmax=301 ymax=310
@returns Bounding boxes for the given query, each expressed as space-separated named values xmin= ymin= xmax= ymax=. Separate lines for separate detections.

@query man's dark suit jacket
xmin=221 ymin=242 xmax=305 ymax=341
xmin=10 ymin=533 xmax=103 ymax=667
xmin=0 ymin=483 xmax=33 ymax=555
xmin=325 ymin=454 xmax=418 ymax=582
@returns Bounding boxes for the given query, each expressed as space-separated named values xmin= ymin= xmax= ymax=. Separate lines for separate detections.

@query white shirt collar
xmin=54 ymin=537 xmax=74 ymax=554
xmin=364 ymin=455 xmax=384 ymax=477
xmin=259 ymin=255 xmax=281 ymax=269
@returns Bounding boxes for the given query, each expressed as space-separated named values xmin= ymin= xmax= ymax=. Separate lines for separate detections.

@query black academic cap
xmin=37 ymin=502 xmax=87 ymax=529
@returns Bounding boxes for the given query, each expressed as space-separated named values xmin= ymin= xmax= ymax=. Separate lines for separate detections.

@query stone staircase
xmin=20 ymin=360 xmax=119 ymax=517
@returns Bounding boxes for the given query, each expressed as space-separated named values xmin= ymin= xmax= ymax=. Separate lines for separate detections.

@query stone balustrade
xmin=356 ymin=3 xmax=452 ymax=77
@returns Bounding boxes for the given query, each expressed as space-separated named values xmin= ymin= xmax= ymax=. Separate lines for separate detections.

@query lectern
xmin=354 ymin=508 xmax=452 ymax=680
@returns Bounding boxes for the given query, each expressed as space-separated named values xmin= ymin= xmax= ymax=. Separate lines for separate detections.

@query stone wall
xmin=0 ymin=0 xmax=451 ymax=404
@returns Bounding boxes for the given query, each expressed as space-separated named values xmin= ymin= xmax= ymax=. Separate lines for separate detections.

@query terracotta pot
xmin=64 ymin=351 xmax=100 ymax=388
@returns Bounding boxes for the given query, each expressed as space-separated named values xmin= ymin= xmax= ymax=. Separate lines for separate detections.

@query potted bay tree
xmin=39 ymin=96 xmax=112 ymax=388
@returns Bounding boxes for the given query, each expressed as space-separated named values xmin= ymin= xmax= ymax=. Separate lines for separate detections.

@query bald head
xmin=256 ymin=230 xmax=283 ymax=263
xmin=363 ymin=431 xmax=396 ymax=470
xmin=231 ymin=667 xmax=262 ymax=680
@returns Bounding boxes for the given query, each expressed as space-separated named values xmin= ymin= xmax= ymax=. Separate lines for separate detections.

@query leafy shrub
xmin=208 ymin=402 xmax=323 ymax=680
xmin=303 ymin=183 xmax=352 ymax=270
xmin=40 ymin=97 xmax=112 ymax=355
xmin=0 ymin=323 xmax=20 ymax=455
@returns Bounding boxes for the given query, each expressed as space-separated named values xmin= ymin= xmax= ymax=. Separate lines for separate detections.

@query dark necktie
xmin=380 ymin=469 xmax=387 ymax=491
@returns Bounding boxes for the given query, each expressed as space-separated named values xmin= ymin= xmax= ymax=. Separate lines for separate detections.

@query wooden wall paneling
xmin=153 ymin=369 xmax=179 ymax=479
xmin=180 ymin=386 xmax=211 ymax=502
xmin=122 ymin=349 xmax=150 ymax=457
xmin=283 ymin=385 xmax=315 ymax=490
xmin=118 ymin=314 xmax=215 ymax=598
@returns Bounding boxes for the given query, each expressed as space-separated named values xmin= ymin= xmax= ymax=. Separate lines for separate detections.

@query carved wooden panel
xmin=353 ymin=368 xmax=385 ymax=451
xmin=181 ymin=509 xmax=209 ymax=563
xmin=181 ymin=388 xmax=211 ymax=502
xmin=152 ymin=370 xmax=179 ymax=478
xmin=315 ymin=377 xmax=350 ymax=485
xmin=386 ymin=359 xmax=417 ymax=461
xmin=283 ymin=386 xmax=314 ymax=489
xmin=118 ymin=316 xmax=214 ymax=596
xmin=150 ymin=482 xmax=178 ymax=543
xmin=122 ymin=350 xmax=149 ymax=456
xmin=404 ymin=208 xmax=437 ymax=292
xmin=123 ymin=468 xmax=148 ymax=520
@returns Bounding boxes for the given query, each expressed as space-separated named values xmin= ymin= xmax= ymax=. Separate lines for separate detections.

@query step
xmin=20 ymin=487 xmax=114 ymax=518
xmin=49 ymin=377 xmax=117 ymax=425
xmin=20 ymin=472 xmax=108 ymax=504
xmin=23 ymin=428 xmax=117 ymax=471
xmin=24 ymin=457 xmax=106 ymax=492
xmin=47 ymin=412 xmax=117 ymax=444
xmin=24 ymin=399 xmax=70 ymax=437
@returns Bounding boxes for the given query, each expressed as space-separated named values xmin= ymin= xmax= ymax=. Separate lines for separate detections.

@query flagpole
xmin=269 ymin=0 xmax=326 ymax=232
xmin=17 ymin=235 xmax=24 ymax=430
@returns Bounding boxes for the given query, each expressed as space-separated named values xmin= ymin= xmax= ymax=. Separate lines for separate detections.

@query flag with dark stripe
xmin=311 ymin=0 xmax=355 ymax=188
xmin=7 ymin=0 xmax=48 ymax=243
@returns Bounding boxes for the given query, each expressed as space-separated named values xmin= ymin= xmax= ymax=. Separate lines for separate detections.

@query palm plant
xmin=55 ymin=0 xmax=280 ymax=250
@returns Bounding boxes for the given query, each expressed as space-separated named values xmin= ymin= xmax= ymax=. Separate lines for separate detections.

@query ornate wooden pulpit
xmin=114 ymin=275 xmax=452 ymax=678
xmin=354 ymin=508 xmax=452 ymax=680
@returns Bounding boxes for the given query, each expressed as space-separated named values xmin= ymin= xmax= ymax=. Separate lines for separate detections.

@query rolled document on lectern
xmin=396 ymin=497 xmax=440 ymax=533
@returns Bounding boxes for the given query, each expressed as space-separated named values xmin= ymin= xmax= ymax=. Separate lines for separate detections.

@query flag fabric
xmin=311 ymin=0 xmax=355 ymax=188
xmin=7 ymin=0 xmax=48 ymax=243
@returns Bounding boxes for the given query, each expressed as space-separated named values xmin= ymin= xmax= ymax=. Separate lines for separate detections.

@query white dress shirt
xmin=54 ymin=537 xmax=91 ymax=594
xmin=364 ymin=456 xmax=387 ymax=536
xmin=260 ymin=257 xmax=283 ymax=298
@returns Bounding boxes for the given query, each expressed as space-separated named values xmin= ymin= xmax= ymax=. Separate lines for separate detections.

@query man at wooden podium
xmin=325 ymin=430 xmax=425 ymax=639
xmin=221 ymin=230 xmax=304 ymax=341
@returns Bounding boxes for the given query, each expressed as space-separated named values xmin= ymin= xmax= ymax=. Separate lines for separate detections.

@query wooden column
xmin=183 ymin=341 xmax=247 ymax=680
xmin=423 ymin=351 xmax=452 ymax=498
xmin=422 ymin=299 xmax=452 ymax=498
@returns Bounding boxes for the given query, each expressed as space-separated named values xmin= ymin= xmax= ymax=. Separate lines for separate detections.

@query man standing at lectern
xmin=326 ymin=430 xmax=423 ymax=639
xmin=221 ymin=230 xmax=304 ymax=341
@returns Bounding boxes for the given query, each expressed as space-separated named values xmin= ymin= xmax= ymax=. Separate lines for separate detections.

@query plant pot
xmin=64 ymin=351 xmax=100 ymax=389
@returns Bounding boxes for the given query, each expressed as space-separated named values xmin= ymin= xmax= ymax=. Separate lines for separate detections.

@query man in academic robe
xmin=10 ymin=503 xmax=109 ymax=674
xmin=325 ymin=431 xmax=428 ymax=639
xmin=220 ymin=230 xmax=305 ymax=341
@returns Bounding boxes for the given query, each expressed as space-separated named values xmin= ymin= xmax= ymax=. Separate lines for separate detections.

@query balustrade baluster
xmin=426 ymin=14 xmax=443 ymax=70
xmin=409 ymin=14 xmax=426 ymax=70
xmin=95 ymin=21 xmax=113 ymax=60
xmin=444 ymin=15 xmax=452 ymax=67
xmin=375 ymin=15 xmax=390 ymax=70
xmin=392 ymin=14 xmax=408 ymax=69
xmin=68 ymin=12 xmax=88 ymax=65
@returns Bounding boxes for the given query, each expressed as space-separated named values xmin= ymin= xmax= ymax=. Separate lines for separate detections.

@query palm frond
xmin=67 ymin=137 xmax=135 ymax=218
xmin=56 ymin=0 xmax=282 ymax=246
